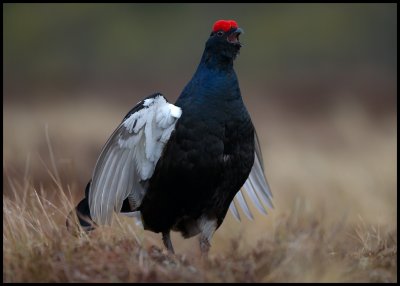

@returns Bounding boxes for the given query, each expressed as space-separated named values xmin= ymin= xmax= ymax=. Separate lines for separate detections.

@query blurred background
xmin=3 ymin=4 xmax=397 ymax=254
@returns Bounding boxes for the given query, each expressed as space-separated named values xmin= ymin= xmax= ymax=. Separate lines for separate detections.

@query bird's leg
xmin=199 ymin=235 xmax=211 ymax=255
xmin=162 ymin=231 xmax=175 ymax=254
xmin=198 ymin=217 xmax=217 ymax=257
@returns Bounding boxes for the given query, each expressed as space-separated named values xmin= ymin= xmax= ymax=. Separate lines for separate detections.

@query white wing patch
xmin=229 ymin=132 xmax=273 ymax=221
xmin=89 ymin=94 xmax=182 ymax=225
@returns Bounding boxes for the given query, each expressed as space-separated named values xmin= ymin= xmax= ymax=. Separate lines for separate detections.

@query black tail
xmin=66 ymin=181 xmax=96 ymax=234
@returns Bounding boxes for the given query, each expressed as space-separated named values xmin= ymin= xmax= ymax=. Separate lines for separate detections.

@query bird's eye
xmin=217 ymin=31 xmax=224 ymax=37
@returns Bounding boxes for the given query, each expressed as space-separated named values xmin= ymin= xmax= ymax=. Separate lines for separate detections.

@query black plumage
xmin=67 ymin=20 xmax=272 ymax=254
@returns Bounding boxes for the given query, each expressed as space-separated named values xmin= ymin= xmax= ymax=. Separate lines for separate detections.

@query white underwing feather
xmin=89 ymin=94 xmax=182 ymax=225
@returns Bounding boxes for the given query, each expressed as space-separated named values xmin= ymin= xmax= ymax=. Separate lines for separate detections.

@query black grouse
xmin=67 ymin=19 xmax=273 ymax=254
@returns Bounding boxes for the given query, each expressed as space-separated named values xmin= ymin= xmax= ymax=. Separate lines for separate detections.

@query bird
xmin=66 ymin=19 xmax=273 ymax=255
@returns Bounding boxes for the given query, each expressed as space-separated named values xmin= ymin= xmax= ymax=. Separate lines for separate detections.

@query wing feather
xmin=229 ymin=130 xmax=273 ymax=220
xmin=229 ymin=198 xmax=241 ymax=222
xmin=102 ymin=149 xmax=122 ymax=224
xmin=115 ymin=149 xmax=132 ymax=210
xmin=235 ymin=189 xmax=254 ymax=220
xmin=243 ymin=180 xmax=268 ymax=215
xmin=88 ymin=94 xmax=182 ymax=225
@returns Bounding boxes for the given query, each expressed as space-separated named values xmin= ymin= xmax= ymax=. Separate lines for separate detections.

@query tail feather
xmin=66 ymin=181 xmax=96 ymax=234
xmin=66 ymin=180 xmax=138 ymax=234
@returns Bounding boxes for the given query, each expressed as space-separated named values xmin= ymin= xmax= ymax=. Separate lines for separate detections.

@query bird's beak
xmin=227 ymin=28 xmax=244 ymax=46
xmin=235 ymin=27 xmax=244 ymax=35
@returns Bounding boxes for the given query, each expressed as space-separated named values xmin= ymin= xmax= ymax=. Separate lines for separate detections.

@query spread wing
xmin=88 ymin=93 xmax=182 ymax=225
xmin=229 ymin=130 xmax=273 ymax=221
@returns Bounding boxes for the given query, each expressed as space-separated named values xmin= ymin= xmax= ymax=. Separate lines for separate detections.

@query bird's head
xmin=205 ymin=19 xmax=243 ymax=63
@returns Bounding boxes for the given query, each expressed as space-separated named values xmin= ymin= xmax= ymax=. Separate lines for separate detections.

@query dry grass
xmin=3 ymin=98 xmax=397 ymax=282
xmin=3 ymin=178 xmax=396 ymax=282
